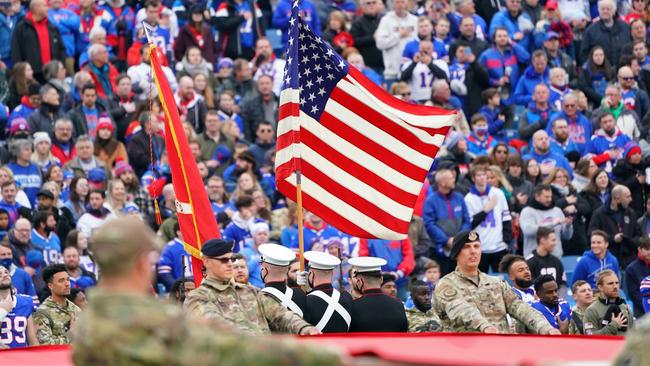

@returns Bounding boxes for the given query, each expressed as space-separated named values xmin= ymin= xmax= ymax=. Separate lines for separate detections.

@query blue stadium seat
xmin=562 ymin=255 xmax=581 ymax=288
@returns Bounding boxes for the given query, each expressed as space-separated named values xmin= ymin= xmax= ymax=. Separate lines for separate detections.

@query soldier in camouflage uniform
xmin=434 ymin=230 xmax=559 ymax=334
xmin=184 ymin=238 xmax=319 ymax=335
xmin=33 ymin=264 xmax=81 ymax=345
xmin=568 ymin=280 xmax=594 ymax=335
xmin=406 ymin=280 xmax=441 ymax=332
xmin=72 ymin=218 xmax=342 ymax=366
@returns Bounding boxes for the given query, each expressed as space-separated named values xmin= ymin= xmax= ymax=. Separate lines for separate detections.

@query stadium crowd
xmin=0 ymin=0 xmax=650 ymax=351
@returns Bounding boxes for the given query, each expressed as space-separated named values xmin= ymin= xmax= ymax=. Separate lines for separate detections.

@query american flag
xmin=275 ymin=1 xmax=456 ymax=240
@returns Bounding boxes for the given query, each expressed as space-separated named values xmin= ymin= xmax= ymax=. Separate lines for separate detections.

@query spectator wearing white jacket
xmin=374 ymin=0 xmax=418 ymax=84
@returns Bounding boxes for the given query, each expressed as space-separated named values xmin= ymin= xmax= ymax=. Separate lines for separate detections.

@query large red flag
xmin=149 ymin=44 xmax=218 ymax=286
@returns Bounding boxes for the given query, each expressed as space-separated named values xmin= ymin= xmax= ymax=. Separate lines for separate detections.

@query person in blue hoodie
xmin=523 ymin=129 xmax=574 ymax=178
xmin=572 ymin=230 xmax=620 ymax=289
xmin=586 ymin=112 xmax=631 ymax=172
xmin=479 ymin=27 xmax=530 ymax=106
xmin=531 ymin=275 xmax=572 ymax=333
xmin=0 ymin=0 xmax=23 ymax=67
xmin=422 ymin=168 xmax=471 ymax=275
xmin=359 ymin=237 xmax=415 ymax=300
xmin=488 ymin=0 xmax=534 ymax=51
xmin=48 ymin=0 xmax=79 ymax=71
xmin=513 ymin=50 xmax=550 ymax=106
xmin=273 ymin=0 xmax=320 ymax=51
xmin=466 ymin=113 xmax=497 ymax=157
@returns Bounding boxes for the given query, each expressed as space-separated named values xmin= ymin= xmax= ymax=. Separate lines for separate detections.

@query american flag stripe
xmin=275 ymin=6 xmax=455 ymax=240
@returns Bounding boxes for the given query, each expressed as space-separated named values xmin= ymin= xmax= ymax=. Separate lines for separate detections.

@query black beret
xmin=449 ymin=230 xmax=480 ymax=260
xmin=201 ymin=238 xmax=234 ymax=257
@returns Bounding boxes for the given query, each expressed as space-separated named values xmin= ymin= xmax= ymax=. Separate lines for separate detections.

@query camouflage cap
xmin=91 ymin=217 xmax=163 ymax=276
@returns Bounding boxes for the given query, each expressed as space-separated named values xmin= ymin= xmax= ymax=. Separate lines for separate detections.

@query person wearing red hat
xmin=94 ymin=117 xmax=127 ymax=169
xmin=612 ymin=142 xmax=649 ymax=218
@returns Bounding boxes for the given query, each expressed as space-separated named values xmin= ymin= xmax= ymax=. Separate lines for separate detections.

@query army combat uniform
xmin=406 ymin=307 xmax=441 ymax=332
xmin=583 ymin=298 xmax=634 ymax=336
xmin=33 ymin=296 xmax=81 ymax=345
xmin=73 ymin=289 xmax=342 ymax=366
xmin=434 ymin=269 xmax=554 ymax=333
xmin=184 ymin=276 xmax=313 ymax=335
xmin=569 ymin=306 xmax=586 ymax=335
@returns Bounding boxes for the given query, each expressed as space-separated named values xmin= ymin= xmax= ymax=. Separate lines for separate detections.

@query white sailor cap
xmin=304 ymin=251 xmax=340 ymax=270
xmin=348 ymin=256 xmax=387 ymax=273
xmin=258 ymin=244 xmax=295 ymax=266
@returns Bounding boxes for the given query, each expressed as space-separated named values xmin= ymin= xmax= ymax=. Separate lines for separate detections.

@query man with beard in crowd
xmin=30 ymin=210 xmax=60 ymax=267
xmin=584 ymin=270 xmax=633 ymax=335
xmin=530 ymin=275 xmax=571 ymax=334
xmin=0 ymin=265 xmax=39 ymax=349
xmin=232 ymin=253 xmax=250 ymax=285
xmin=499 ymin=254 xmax=535 ymax=303
xmin=62 ymin=246 xmax=95 ymax=291
xmin=76 ymin=190 xmax=114 ymax=238
xmin=406 ymin=280 xmax=441 ymax=332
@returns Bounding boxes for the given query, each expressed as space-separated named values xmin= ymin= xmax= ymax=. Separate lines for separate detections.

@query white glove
xmin=296 ymin=271 xmax=308 ymax=286
xmin=450 ymin=79 xmax=467 ymax=96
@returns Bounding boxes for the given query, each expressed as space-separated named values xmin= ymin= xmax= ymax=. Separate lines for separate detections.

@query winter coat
xmin=587 ymin=200 xmax=641 ymax=268
xmin=350 ymin=13 xmax=384 ymax=73
xmin=612 ymin=158 xmax=650 ymax=218
xmin=422 ymin=190 xmax=471 ymax=256
xmin=624 ymin=257 xmax=650 ymax=318
xmin=550 ymin=185 xmax=591 ymax=256
xmin=513 ymin=66 xmax=550 ymax=106
xmin=173 ymin=24 xmax=217 ymax=64
xmin=374 ymin=10 xmax=418 ymax=79
xmin=479 ymin=44 xmax=531 ymax=105
xmin=519 ymin=102 xmax=553 ymax=141
xmin=580 ymin=20 xmax=631 ymax=71
xmin=10 ymin=15 xmax=65 ymax=83
xmin=489 ymin=10 xmax=534 ymax=51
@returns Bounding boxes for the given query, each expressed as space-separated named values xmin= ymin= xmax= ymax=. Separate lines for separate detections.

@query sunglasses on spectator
xmin=208 ymin=256 xmax=236 ymax=263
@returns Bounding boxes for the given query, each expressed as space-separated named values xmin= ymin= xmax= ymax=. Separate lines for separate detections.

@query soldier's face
xmin=573 ymin=284 xmax=594 ymax=306
xmin=412 ymin=286 xmax=432 ymax=309
xmin=49 ymin=271 xmax=71 ymax=296
xmin=598 ymin=275 xmax=620 ymax=299
xmin=456 ymin=242 xmax=481 ymax=270
xmin=204 ymin=254 xmax=234 ymax=281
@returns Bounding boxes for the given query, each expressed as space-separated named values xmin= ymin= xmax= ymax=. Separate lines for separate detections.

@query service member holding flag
xmin=259 ymin=244 xmax=307 ymax=318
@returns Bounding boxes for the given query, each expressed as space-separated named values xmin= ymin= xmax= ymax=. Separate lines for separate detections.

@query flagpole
xmin=296 ymin=170 xmax=305 ymax=274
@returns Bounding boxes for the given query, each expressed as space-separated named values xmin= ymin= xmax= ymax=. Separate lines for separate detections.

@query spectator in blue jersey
xmin=513 ymin=50 xmax=549 ymax=106
xmin=489 ymin=0 xmax=534 ymax=51
xmin=478 ymin=88 xmax=507 ymax=141
xmin=0 ymin=243 xmax=37 ymax=306
xmin=592 ymin=84 xmax=640 ymax=141
xmin=432 ymin=18 xmax=451 ymax=63
xmin=209 ymin=0 xmax=262 ymax=60
xmin=549 ymin=118 xmax=580 ymax=155
xmin=531 ymin=275 xmax=571 ymax=333
xmin=359 ymin=238 xmax=415 ymax=300
xmin=618 ymin=66 xmax=650 ymax=123
xmin=30 ymin=210 xmax=60 ymax=267
xmin=0 ymin=182 xmax=30 ymax=229
xmin=571 ymin=230 xmax=620 ymax=289
xmin=519 ymin=83 xmax=552 ymax=142
xmin=422 ymin=168 xmax=471 ymax=275
xmin=7 ymin=140 xmax=42 ymax=206
xmin=47 ymin=0 xmax=79 ymax=73
xmin=448 ymin=0 xmax=488 ymax=41
xmin=273 ymin=0 xmax=320 ymax=52
xmin=479 ymin=27 xmax=530 ymax=106
xmin=523 ymin=130 xmax=574 ymax=178
xmin=62 ymin=245 xmax=95 ymax=290
xmin=499 ymin=254 xmax=536 ymax=303
xmin=100 ymin=0 xmax=136 ymax=71
xmin=546 ymin=94 xmax=591 ymax=154
xmin=624 ymin=237 xmax=650 ymax=318
xmin=0 ymin=265 xmax=39 ymax=348
xmin=222 ymin=194 xmax=265 ymax=252
xmin=239 ymin=222 xmax=270 ymax=288
xmin=466 ymin=113 xmax=497 ymax=157
xmin=587 ymin=112 xmax=632 ymax=172
xmin=282 ymin=211 xmax=341 ymax=251
xmin=548 ymin=68 xmax=572 ymax=111
xmin=157 ymin=222 xmax=193 ymax=293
